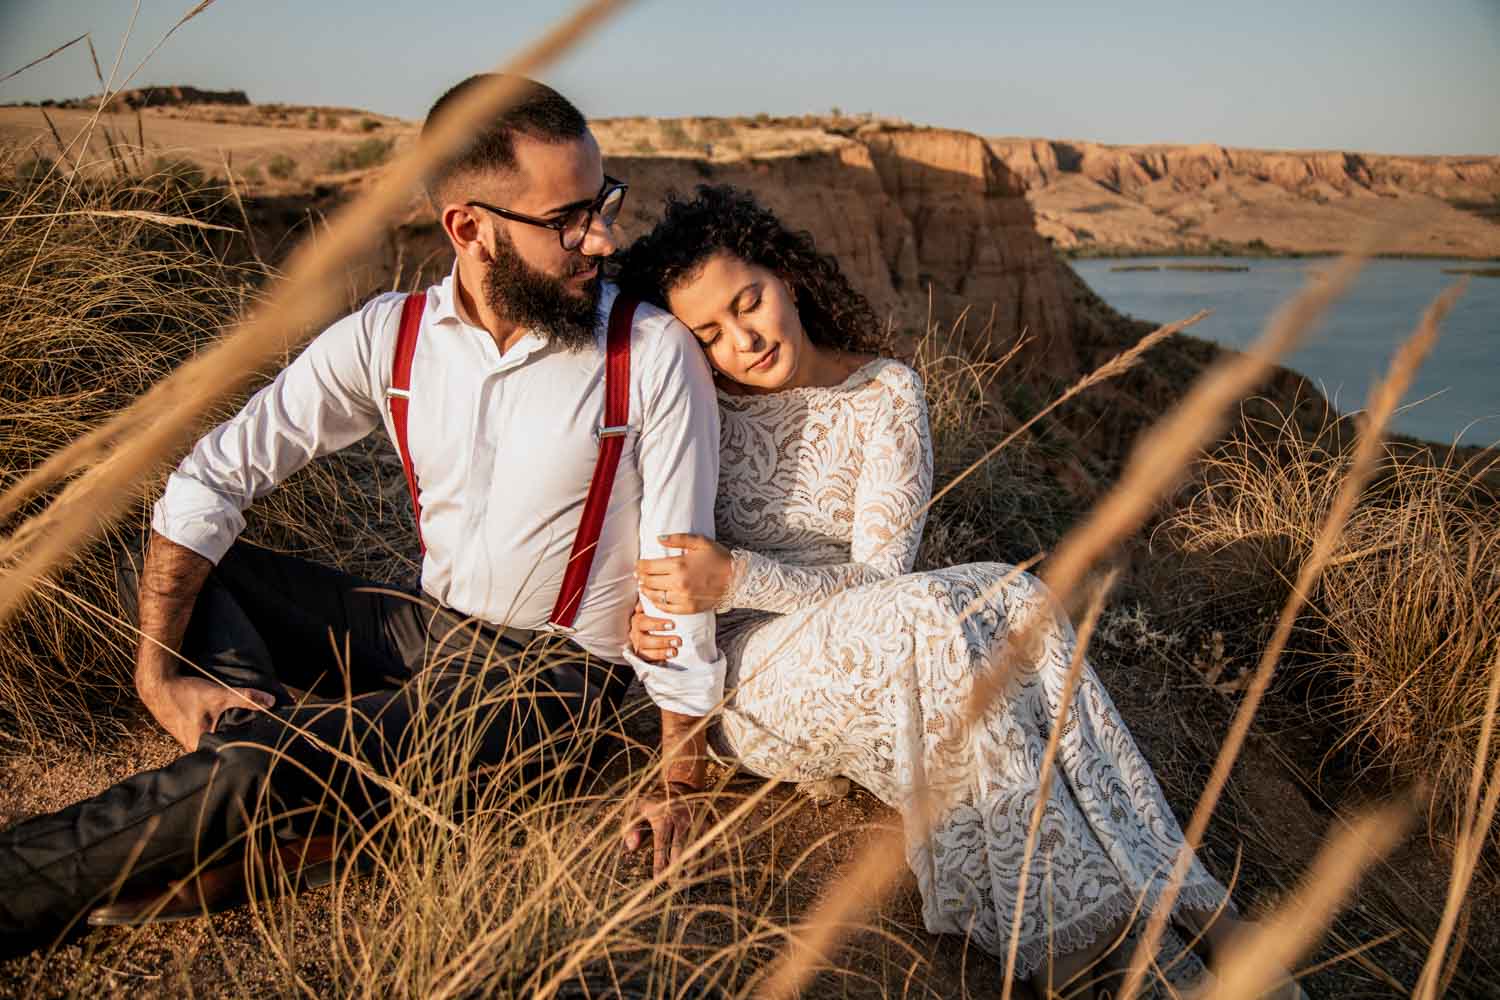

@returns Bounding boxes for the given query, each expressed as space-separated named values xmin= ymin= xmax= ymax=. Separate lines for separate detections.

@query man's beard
xmin=482 ymin=234 xmax=602 ymax=351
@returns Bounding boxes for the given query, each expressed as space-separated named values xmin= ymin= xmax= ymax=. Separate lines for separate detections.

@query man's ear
xmin=441 ymin=202 xmax=491 ymax=264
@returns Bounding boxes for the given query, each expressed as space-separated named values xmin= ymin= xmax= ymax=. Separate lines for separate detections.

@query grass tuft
xmin=1166 ymin=401 xmax=1500 ymax=836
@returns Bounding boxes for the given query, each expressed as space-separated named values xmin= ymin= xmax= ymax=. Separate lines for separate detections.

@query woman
xmin=613 ymin=186 xmax=1302 ymax=999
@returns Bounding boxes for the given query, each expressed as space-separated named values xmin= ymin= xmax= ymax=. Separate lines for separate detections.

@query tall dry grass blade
xmin=85 ymin=33 xmax=105 ymax=90
xmin=1413 ymin=645 xmax=1500 ymax=1000
xmin=920 ymin=309 xmax=1209 ymax=536
xmin=760 ymin=257 xmax=1366 ymax=1000
xmin=1000 ymin=570 xmax=1116 ymax=1000
xmin=1118 ymin=280 xmax=1465 ymax=1000
xmin=0 ymin=33 xmax=88 ymax=86
xmin=1213 ymin=797 xmax=1414 ymax=1000
xmin=38 ymin=109 xmax=79 ymax=173
xmin=755 ymin=824 xmax=909 ymax=1000
xmin=1041 ymin=257 xmax=1363 ymax=605
xmin=99 ymin=0 xmax=222 ymax=102
xmin=514 ymin=773 xmax=795 ymax=999
xmin=0 ymin=0 xmax=631 ymax=626
xmin=0 ymin=209 xmax=240 ymax=231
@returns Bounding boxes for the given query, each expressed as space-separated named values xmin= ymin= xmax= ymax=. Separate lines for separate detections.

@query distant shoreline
xmin=1061 ymin=244 xmax=1500 ymax=262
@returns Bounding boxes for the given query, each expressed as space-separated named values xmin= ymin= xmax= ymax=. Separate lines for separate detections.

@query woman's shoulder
xmin=843 ymin=356 xmax=925 ymax=406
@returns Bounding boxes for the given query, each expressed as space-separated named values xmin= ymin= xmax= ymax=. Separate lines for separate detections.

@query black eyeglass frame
xmin=466 ymin=175 xmax=628 ymax=251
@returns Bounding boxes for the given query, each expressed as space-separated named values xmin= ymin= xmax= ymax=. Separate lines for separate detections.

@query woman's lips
xmin=747 ymin=345 xmax=779 ymax=373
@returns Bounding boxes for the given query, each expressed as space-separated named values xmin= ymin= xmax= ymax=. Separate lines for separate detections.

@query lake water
xmin=1068 ymin=258 xmax=1499 ymax=446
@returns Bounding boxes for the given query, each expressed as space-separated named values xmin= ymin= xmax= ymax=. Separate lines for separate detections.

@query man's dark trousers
xmin=0 ymin=541 xmax=631 ymax=954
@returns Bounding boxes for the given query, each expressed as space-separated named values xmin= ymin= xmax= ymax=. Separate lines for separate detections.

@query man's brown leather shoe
xmin=87 ymin=835 xmax=349 ymax=927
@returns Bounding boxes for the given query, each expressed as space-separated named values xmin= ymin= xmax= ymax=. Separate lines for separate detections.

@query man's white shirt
xmin=152 ymin=270 xmax=725 ymax=716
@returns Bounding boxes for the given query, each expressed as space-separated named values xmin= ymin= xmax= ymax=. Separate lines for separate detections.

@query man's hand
xmin=625 ymin=708 xmax=713 ymax=878
xmin=621 ymin=783 xmax=706 ymax=878
xmin=140 ymin=673 xmax=274 ymax=752
xmin=133 ymin=531 xmax=277 ymax=750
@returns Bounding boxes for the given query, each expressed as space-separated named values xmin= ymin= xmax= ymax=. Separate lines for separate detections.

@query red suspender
xmin=549 ymin=295 xmax=638 ymax=631
xmin=387 ymin=290 xmax=639 ymax=633
xmin=389 ymin=292 xmax=426 ymax=550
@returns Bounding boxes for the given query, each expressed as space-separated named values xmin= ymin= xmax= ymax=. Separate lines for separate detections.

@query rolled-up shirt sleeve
xmin=622 ymin=312 xmax=725 ymax=717
xmin=150 ymin=297 xmax=392 ymax=564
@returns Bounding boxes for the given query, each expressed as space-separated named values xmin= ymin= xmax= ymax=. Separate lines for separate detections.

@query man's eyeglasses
xmin=466 ymin=175 xmax=628 ymax=252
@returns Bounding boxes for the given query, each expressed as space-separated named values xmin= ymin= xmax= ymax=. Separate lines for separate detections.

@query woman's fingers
xmin=636 ymin=556 xmax=683 ymax=577
xmin=657 ymin=532 xmax=710 ymax=550
xmin=634 ymin=634 xmax=679 ymax=660
xmin=654 ymin=595 xmax=709 ymax=615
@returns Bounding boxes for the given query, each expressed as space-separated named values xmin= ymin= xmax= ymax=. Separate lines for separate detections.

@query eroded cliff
xmin=990 ymin=137 xmax=1500 ymax=257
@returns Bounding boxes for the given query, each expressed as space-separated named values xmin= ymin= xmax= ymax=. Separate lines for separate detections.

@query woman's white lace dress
xmin=713 ymin=358 xmax=1229 ymax=981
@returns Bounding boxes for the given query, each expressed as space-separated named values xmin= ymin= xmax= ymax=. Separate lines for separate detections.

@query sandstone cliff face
xmin=610 ymin=128 xmax=1084 ymax=370
xmin=367 ymin=127 xmax=1090 ymax=373
xmin=989 ymin=137 xmax=1500 ymax=256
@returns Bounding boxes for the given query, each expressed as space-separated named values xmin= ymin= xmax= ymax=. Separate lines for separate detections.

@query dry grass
xmin=3 ymin=7 xmax=1499 ymax=996
xmin=1165 ymin=397 xmax=1500 ymax=837
xmin=0 ymin=150 xmax=249 ymax=744
xmin=16 ymin=645 xmax=940 ymax=1000
xmin=0 ymin=147 xmax=417 ymax=749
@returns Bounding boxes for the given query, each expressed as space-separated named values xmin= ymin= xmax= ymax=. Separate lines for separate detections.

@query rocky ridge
xmin=990 ymin=137 xmax=1500 ymax=257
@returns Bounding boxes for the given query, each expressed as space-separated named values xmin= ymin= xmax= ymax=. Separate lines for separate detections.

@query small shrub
xmin=327 ymin=137 xmax=394 ymax=172
xmin=267 ymin=153 xmax=298 ymax=180
xmin=701 ymin=118 xmax=734 ymax=140
xmin=15 ymin=155 xmax=55 ymax=183
xmin=659 ymin=120 xmax=692 ymax=149
xmin=304 ymin=109 xmax=319 ymax=128
xmin=632 ymin=138 xmax=655 ymax=154
xmin=149 ymin=156 xmax=207 ymax=188
xmin=359 ymin=116 xmax=382 ymax=132
xmin=240 ymin=164 xmax=263 ymax=184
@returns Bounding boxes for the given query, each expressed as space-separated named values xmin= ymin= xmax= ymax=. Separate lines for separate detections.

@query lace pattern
xmin=712 ymin=359 xmax=1230 ymax=981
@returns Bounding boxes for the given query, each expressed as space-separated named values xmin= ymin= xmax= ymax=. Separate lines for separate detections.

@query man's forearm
xmin=134 ymin=529 xmax=214 ymax=698
xmin=659 ymin=709 xmax=708 ymax=790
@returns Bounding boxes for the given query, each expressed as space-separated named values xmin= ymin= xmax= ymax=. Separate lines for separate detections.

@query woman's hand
xmin=629 ymin=600 xmax=679 ymax=662
xmin=636 ymin=533 xmax=733 ymax=615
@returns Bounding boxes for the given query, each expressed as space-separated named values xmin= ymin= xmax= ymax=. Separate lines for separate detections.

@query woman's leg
xmin=718 ymin=564 xmax=1232 ymax=993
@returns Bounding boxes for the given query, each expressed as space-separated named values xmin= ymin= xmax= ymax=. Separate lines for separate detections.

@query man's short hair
xmin=422 ymin=74 xmax=587 ymax=201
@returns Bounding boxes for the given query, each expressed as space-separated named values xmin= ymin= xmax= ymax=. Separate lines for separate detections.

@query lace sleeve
xmin=727 ymin=364 xmax=934 ymax=613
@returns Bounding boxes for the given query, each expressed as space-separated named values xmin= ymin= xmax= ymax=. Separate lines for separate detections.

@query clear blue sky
xmin=3 ymin=0 xmax=1497 ymax=155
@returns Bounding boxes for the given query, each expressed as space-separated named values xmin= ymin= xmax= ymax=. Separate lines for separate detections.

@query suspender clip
xmin=596 ymin=424 xmax=629 ymax=440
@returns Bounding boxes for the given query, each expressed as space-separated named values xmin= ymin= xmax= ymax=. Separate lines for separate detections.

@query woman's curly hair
xmin=612 ymin=185 xmax=881 ymax=355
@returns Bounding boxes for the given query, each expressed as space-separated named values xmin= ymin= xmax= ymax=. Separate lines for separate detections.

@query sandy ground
xmin=0 ymin=106 xmax=414 ymax=187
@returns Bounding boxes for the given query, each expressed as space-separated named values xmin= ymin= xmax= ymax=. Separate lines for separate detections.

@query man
xmin=0 ymin=75 xmax=722 ymax=952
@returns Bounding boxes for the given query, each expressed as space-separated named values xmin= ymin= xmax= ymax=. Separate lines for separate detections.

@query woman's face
xmin=666 ymin=251 xmax=811 ymax=393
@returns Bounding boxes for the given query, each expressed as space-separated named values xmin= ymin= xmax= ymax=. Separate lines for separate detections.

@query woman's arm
xmin=635 ymin=363 xmax=933 ymax=619
xmin=727 ymin=364 xmax=933 ymax=613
